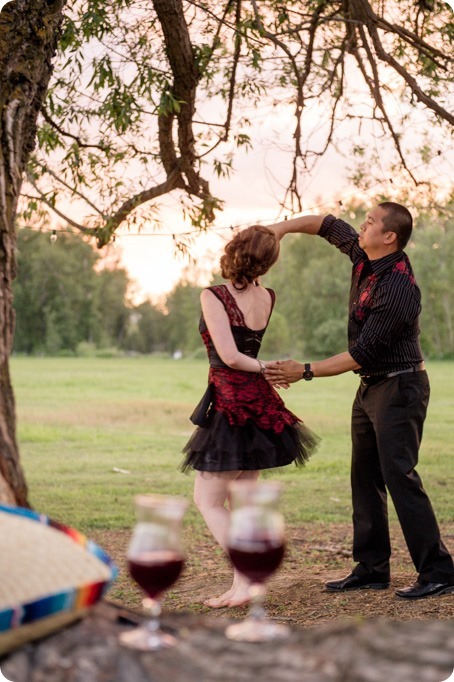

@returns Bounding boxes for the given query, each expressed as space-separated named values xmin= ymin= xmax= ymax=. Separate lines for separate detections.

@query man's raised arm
xmin=269 ymin=214 xmax=325 ymax=241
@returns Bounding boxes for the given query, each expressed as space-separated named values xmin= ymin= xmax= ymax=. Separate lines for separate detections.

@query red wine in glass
xmin=128 ymin=550 xmax=185 ymax=598
xmin=228 ymin=541 xmax=285 ymax=584
xmin=225 ymin=481 xmax=289 ymax=642
xmin=119 ymin=494 xmax=188 ymax=651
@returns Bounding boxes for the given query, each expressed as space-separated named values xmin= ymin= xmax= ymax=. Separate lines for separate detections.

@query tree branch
xmin=25 ymin=177 xmax=91 ymax=232
xmin=349 ymin=0 xmax=454 ymax=126
xmin=353 ymin=22 xmax=419 ymax=183
xmin=40 ymin=108 xmax=107 ymax=150
xmin=377 ymin=16 xmax=452 ymax=67
xmin=153 ymin=0 xmax=216 ymax=221
xmin=34 ymin=163 xmax=106 ymax=217
xmin=100 ymin=168 xmax=183 ymax=245
xmin=221 ymin=0 xmax=242 ymax=143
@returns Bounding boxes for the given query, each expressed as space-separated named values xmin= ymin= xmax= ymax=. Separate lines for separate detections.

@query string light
xmin=28 ymin=148 xmax=451 ymax=241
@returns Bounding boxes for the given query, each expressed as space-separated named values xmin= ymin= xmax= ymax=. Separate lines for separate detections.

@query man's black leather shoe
xmin=395 ymin=580 xmax=454 ymax=599
xmin=325 ymin=572 xmax=390 ymax=592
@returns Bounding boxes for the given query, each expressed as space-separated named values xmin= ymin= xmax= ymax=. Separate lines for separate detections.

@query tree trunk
xmin=0 ymin=0 xmax=66 ymax=505
xmin=2 ymin=602 xmax=454 ymax=681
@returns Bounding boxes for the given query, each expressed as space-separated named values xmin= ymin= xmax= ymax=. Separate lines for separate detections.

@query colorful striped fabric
xmin=0 ymin=505 xmax=118 ymax=633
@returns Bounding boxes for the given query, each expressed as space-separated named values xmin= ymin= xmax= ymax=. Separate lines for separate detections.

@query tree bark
xmin=0 ymin=0 xmax=66 ymax=505
xmin=152 ymin=0 xmax=215 ymax=225
xmin=2 ymin=602 xmax=454 ymax=681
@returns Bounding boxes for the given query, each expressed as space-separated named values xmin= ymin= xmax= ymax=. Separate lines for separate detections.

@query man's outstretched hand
xmin=264 ymin=359 xmax=304 ymax=386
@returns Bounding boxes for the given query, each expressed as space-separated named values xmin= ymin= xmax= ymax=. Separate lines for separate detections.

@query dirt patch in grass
xmin=91 ymin=522 xmax=454 ymax=628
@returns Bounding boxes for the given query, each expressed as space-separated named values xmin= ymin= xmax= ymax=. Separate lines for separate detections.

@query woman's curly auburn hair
xmin=220 ymin=225 xmax=280 ymax=291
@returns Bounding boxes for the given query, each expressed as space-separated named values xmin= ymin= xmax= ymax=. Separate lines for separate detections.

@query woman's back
xmin=223 ymin=283 xmax=273 ymax=330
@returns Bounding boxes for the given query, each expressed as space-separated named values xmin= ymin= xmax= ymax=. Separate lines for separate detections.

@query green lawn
xmin=10 ymin=356 xmax=454 ymax=535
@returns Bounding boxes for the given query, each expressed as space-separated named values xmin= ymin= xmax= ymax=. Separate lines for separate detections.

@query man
xmin=265 ymin=203 xmax=454 ymax=599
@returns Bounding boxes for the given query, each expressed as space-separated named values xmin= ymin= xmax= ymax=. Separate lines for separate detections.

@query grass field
xmin=11 ymin=356 xmax=454 ymax=533
xmin=10 ymin=356 xmax=454 ymax=624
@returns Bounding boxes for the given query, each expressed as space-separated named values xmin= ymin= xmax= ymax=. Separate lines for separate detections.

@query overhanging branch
xmin=349 ymin=0 xmax=454 ymax=126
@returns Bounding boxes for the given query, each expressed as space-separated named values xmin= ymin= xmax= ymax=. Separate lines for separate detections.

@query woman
xmin=182 ymin=224 xmax=318 ymax=608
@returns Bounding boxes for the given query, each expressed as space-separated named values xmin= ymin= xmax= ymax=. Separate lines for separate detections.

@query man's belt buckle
xmin=360 ymin=374 xmax=384 ymax=386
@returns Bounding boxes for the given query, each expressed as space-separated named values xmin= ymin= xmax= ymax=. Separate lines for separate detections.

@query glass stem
xmin=143 ymin=597 xmax=162 ymax=632
xmin=248 ymin=583 xmax=267 ymax=621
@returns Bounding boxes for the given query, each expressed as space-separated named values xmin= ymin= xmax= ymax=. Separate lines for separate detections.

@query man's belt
xmin=360 ymin=362 xmax=425 ymax=386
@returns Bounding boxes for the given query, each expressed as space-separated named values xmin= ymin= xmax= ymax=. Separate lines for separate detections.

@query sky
xmin=95 ymin=15 xmax=454 ymax=304
xmin=12 ymin=0 xmax=452 ymax=302
xmin=109 ymin=97 xmax=391 ymax=303
xmin=110 ymin=134 xmax=454 ymax=304
xmin=115 ymin=146 xmax=350 ymax=303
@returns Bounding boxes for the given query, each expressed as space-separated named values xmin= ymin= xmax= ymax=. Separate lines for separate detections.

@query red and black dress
xmin=181 ymin=285 xmax=319 ymax=472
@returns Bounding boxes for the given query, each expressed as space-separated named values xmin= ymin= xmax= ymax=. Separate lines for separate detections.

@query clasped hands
xmin=263 ymin=359 xmax=304 ymax=388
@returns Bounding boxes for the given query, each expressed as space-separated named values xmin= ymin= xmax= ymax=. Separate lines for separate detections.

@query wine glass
xmin=119 ymin=494 xmax=188 ymax=651
xmin=225 ymin=480 xmax=290 ymax=642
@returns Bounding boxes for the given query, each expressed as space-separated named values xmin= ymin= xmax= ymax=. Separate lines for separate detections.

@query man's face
xmin=359 ymin=206 xmax=394 ymax=257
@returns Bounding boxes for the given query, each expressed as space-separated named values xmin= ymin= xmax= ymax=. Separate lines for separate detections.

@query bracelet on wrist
xmin=258 ymin=359 xmax=267 ymax=373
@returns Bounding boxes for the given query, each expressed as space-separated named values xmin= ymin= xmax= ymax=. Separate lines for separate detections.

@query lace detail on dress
xmin=209 ymin=367 xmax=298 ymax=433
xmin=207 ymin=285 xmax=245 ymax=326
xmin=182 ymin=284 xmax=320 ymax=472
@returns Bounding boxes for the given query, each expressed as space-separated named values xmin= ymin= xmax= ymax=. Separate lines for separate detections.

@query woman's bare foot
xmin=203 ymin=587 xmax=235 ymax=609
xmin=203 ymin=583 xmax=251 ymax=609
xmin=226 ymin=586 xmax=251 ymax=608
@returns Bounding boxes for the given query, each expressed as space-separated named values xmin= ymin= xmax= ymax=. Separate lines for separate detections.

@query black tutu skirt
xmin=181 ymin=410 xmax=320 ymax=473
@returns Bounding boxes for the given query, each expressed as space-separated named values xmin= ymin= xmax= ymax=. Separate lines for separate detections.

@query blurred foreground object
xmin=0 ymin=505 xmax=117 ymax=655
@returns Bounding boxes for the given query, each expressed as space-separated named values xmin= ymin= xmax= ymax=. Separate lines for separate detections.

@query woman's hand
xmin=264 ymin=359 xmax=305 ymax=385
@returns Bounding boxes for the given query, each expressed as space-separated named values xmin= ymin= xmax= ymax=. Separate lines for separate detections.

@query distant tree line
xmin=13 ymin=203 xmax=454 ymax=359
xmin=14 ymin=230 xmax=130 ymax=355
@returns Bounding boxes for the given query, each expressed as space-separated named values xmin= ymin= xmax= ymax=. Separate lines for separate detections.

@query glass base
xmin=119 ymin=625 xmax=177 ymax=651
xmin=225 ymin=618 xmax=290 ymax=643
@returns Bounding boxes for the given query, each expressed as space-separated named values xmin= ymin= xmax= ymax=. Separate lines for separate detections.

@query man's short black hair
xmin=379 ymin=202 xmax=413 ymax=250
